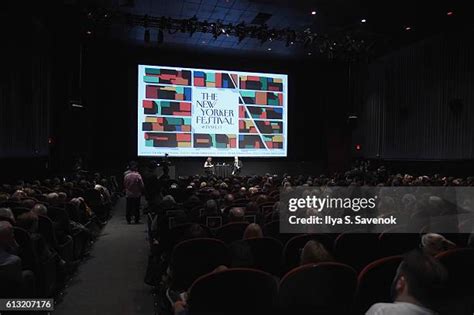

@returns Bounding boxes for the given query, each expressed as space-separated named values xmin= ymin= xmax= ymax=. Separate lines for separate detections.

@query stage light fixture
xmin=144 ymin=29 xmax=150 ymax=42
xmin=180 ymin=21 xmax=186 ymax=33
xmin=405 ymin=26 xmax=411 ymax=31
xmin=83 ymin=9 xmax=375 ymax=60
xmin=267 ymin=48 xmax=272 ymax=51
xmin=285 ymin=31 xmax=296 ymax=47
xmin=157 ymin=29 xmax=164 ymax=44
xmin=447 ymin=11 xmax=454 ymax=16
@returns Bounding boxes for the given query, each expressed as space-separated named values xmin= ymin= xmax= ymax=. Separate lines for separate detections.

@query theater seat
xmin=215 ymin=222 xmax=249 ymax=244
xmin=37 ymin=215 xmax=74 ymax=262
xmin=282 ymin=234 xmax=333 ymax=272
xmin=188 ymin=268 xmax=278 ymax=314
xmin=355 ymin=255 xmax=403 ymax=314
xmin=229 ymin=237 xmax=283 ymax=275
xmin=436 ymin=248 xmax=474 ymax=314
xmin=11 ymin=207 xmax=31 ymax=219
xmin=436 ymin=248 xmax=474 ymax=291
xmin=14 ymin=227 xmax=57 ymax=297
xmin=334 ymin=233 xmax=380 ymax=271
xmin=169 ymin=238 xmax=229 ymax=291
xmin=279 ymin=262 xmax=357 ymax=314
xmin=13 ymin=227 xmax=38 ymax=272
xmin=161 ymin=223 xmax=211 ymax=253
xmin=48 ymin=206 xmax=86 ymax=260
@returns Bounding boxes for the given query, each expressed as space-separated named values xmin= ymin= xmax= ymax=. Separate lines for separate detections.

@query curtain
xmin=0 ymin=18 xmax=51 ymax=158
xmin=357 ymin=30 xmax=474 ymax=160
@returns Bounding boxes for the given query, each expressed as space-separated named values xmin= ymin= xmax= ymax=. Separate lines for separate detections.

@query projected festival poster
xmin=137 ymin=65 xmax=288 ymax=157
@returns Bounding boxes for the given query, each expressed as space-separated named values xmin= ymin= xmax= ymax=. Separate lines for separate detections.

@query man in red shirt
xmin=123 ymin=162 xmax=144 ymax=224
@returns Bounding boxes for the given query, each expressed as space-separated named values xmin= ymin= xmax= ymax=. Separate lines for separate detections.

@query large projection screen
xmin=137 ymin=65 xmax=288 ymax=157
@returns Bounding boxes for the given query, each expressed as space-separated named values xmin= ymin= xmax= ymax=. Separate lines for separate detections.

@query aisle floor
xmin=53 ymin=198 xmax=154 ymax=315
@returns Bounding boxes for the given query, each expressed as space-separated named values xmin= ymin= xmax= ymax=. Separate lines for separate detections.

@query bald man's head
xmin=229 ymin=207 xmax=245 ymax=222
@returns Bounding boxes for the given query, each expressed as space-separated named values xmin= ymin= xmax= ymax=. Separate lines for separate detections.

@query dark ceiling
xmin=12 ymin=0 xmax=474 ymax=59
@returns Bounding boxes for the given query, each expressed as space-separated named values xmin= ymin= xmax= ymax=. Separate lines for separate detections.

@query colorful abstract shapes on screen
xmin=140 ymin=66 xmax=285 ymax=152
xmin=193 ymin=71 xmax=238 ymax=89
xmin=239 ymin=91 xmax=282 ymax=106
xmin=146 ymin=85 xmax=191 ymax=101
xmin=239 ymin=106 xmax=283 ymax=120
xmin=143 ymin=68 xmax=191 ymax=86
xmin=240 ymin=76 xmax=283 ymax=92
xmin=194 ymin=134 xmax=237 ymax=148
xmin=145 ymin=132 xmax=191 ymax=147
xmin=143 ymin=100 xmax=191 ymax=116
xmin=142 ymin=117 xmax=191 ymax=132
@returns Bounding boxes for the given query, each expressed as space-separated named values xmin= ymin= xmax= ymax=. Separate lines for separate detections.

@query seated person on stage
xmin=203 ymin=157 xmax=214 ymax=175
xmin=232 ymin=156 xmax=243 ymax=175
xmin=366 ymin=250 xmax=447 ymax=315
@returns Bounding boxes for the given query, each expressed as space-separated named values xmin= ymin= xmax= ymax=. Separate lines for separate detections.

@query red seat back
xmin=279 ymin=262 xmax=357 ymax=313
xmin=356 ymin=255 xmax=403 ymax=313
xmin=216 ymin=222 xmax=249 ymax=244
xmin=170 ymin=238 xmax=229 ymax=291
xmin=188 ymin=268 xmax=278 ymax=314
xmin=229 ymin=237 xmax=283 ymax=275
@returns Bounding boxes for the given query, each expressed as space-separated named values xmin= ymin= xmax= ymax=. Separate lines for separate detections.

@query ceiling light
xmin=311 ymin=11 xmax=316 ymax=15
xmin=361 ymin=19 xmax=366 ymax=23
xmin=447 ymin=11 xmax=454 ymax=16
xmin=267 ymin=48 xmax=272 ymax=51
xmin=405 ymin=26 xmax=411 ymax=31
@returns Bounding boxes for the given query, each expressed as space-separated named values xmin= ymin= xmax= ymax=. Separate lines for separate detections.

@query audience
xmin=0 ymin=221 xmax=25 ymax=297
xmin=300 ymin=240 xmax=334 ymax=265
xmin=2 ymin=160 xmax=474 ymax=314
xmin=228 ymin=207 xmax=245 ymax=222
xmin=242 ymin=223 xmax=263 ymax=240
xmin=421 ymin=233 xmax=456 ymax=256
xmin=0 ymin=207 xmax=15 ymax=224
xmin=0 ymin=170 xmax=116 ymax=299
xmin=366 ymin=250 xmax=448 ymax=315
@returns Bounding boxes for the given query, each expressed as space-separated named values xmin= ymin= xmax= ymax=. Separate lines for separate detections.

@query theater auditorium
xmin=1 ymin=0 xmax=474 ymax=314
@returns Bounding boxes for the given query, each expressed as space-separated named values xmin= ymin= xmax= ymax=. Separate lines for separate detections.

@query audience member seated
xmin=32 ymin=203 xmax=48 ymax=217
xmin=242 ymin=223 xmax=263 ymax=239
xmin=300 ymin=240 xmax=334 ymax=265
xmin=0 ymin=221 xmax=35 ymax=297
xmin=366 ymin=250 xmax=447 ymax=315
xmin=0 ymin=207 xmax=15 ymax=224
xmin=421 ymin=233 xmax=456 ymax=256
xmin=228 ymin=207 xmax=245 ymax=222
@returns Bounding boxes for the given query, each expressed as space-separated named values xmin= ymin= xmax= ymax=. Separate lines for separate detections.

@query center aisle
xmin=54 ymin=198 xmax=154 ymax=315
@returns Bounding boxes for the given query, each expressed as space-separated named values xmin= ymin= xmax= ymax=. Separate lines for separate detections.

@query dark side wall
xmin=354 ymin=29 xmax=474 ymax=160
